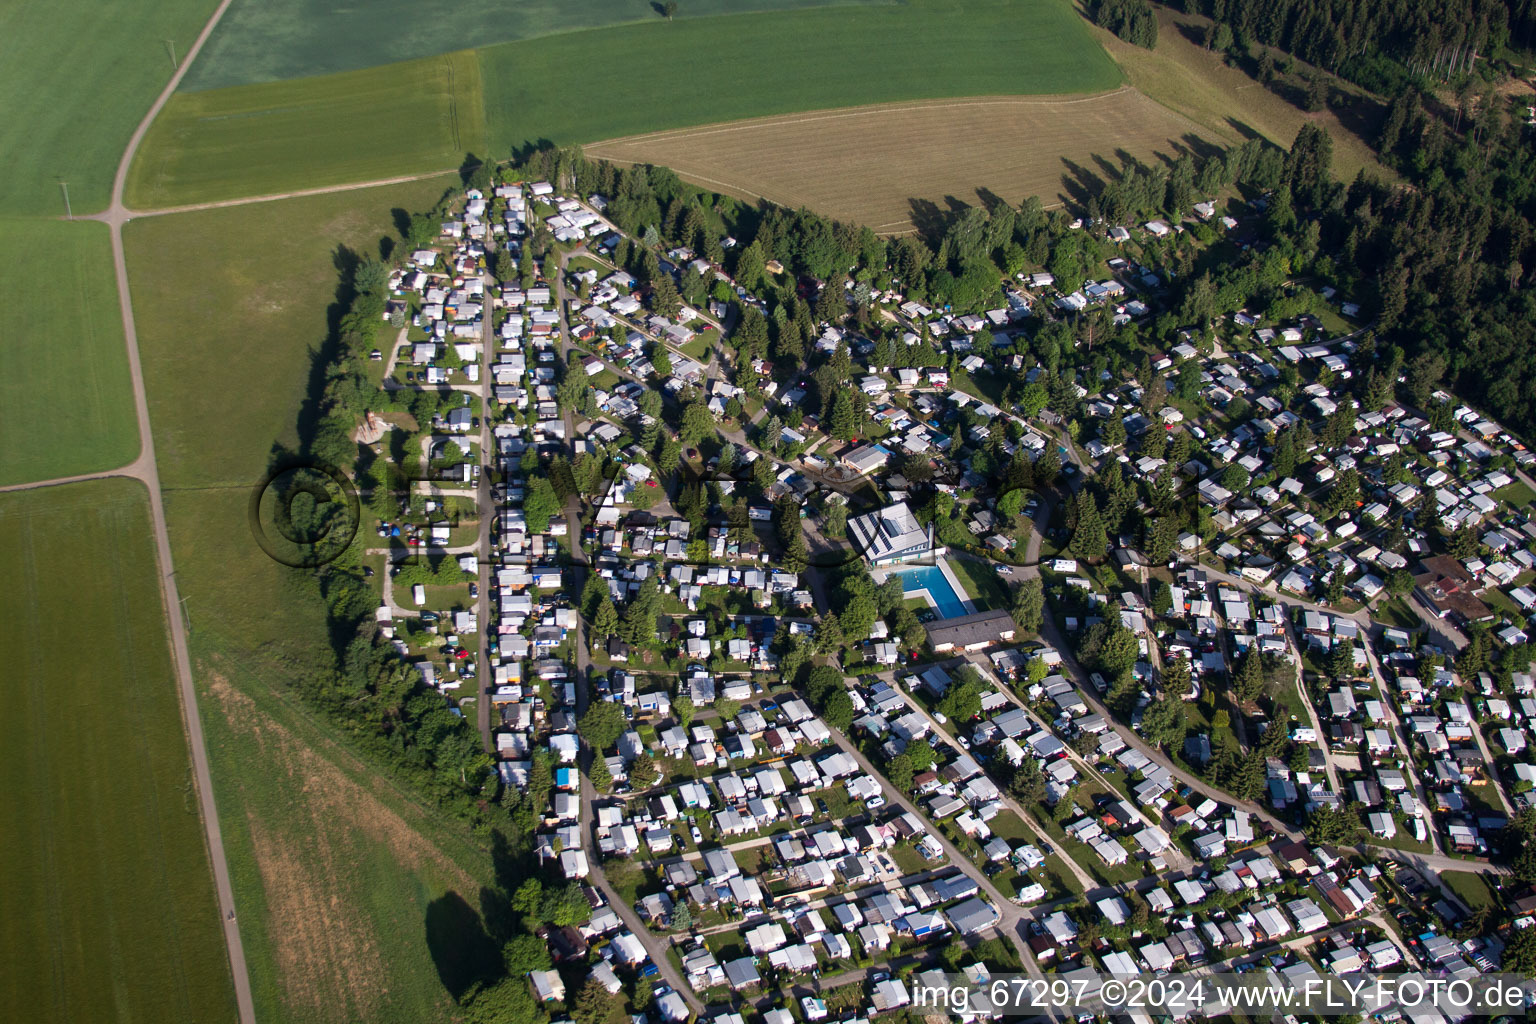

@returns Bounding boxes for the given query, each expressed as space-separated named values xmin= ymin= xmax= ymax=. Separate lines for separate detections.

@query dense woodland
xmin=1172 ymin=0 xmax=1536 ymax=90
xmin=1091 ymin=0 xmax=1159 ymax=48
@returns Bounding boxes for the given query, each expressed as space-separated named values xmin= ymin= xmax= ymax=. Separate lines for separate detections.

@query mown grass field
xmin=0 ymin=219 xmax=139 ymax=484
xmin=587 ymin=89 xmax=1215 ymax=232
xmin=127 ymin=55 xmax=484 ymax=209
xmin=130 ymin=0 xmax=1119 ymax=208
xmin=126 ymin=177 xmax=494 ymax=1022
xmin=185 ymin=0 xmax=892 ymax=91
xmin=0 ymin=479 xmax=236 ymax=1024
xmin=0 ymin=0 xmax=217 ymax=216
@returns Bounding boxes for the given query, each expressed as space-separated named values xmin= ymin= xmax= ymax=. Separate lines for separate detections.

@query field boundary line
xmin=105 ymin=170 xmax=458 ymax=221
xmin=0 ymin=468 xmax=137 ymax=494
xmin=584 ymin=88 xmax=1139 ymax=148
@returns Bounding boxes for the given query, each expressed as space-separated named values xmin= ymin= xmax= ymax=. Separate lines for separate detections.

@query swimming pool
xmin=888 ymin=563 xmax=968 ymax=619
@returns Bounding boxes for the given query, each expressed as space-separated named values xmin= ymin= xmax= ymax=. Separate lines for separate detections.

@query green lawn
xmin=127 ymin=53 xmax=484 ymax=209
xmin=0 ymin=479 xmax=237 ymax=1024
xmin=131 ymin=0 xmax=1118 ymax=207
xmin=123 ymin=174 xmax=459 ymax=487
xmin=0 ymin=0 xmax=218 ymax=215
xmin=125 ymin=181 xmax=500 ymax=1023
xmin=183 ymin=0 xmax=891 ymax=90
xmin=1495 ymin=480 xmax=1536 ymax=510
xmin=0 ymin=219 xmax=139 ymax=484
xmin=949 ymin=554 xmax=1011 ymax=612
xmin=1439 ymin=869 xmax=1498 ymax=914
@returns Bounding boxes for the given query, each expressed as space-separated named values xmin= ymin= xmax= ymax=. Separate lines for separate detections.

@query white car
xmin=691 ymin=825 xmax=703 ymax=844
xmin=866 ymin=795 xmax=886 ymax=809
xmin=997 ymin=565 xmax=1013 ymax=576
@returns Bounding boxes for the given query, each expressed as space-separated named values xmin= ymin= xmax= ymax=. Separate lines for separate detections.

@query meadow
xmin=124 ymin=174 xmax=458 ymax=487
xmin=1090 ymin=6 xmax=1391 ymax=182
xmin=0 ymin=479 xmax=236 ymax=1024
xmin=125 ymin=177 xmax=495 ymax=1022
xmin=586 ymin=89 xmax=1217 ymax=232
xmin=127 ymin=54 xmax=485 ymax=210
xmin=184 ymin=0 xmax=892 ymax=91
xmin=0 ymin=219 xmax=139 ymax=484
xmin=0 ymin=0 xmax=217 ymax=216
xmin=129 ymin=0 xmax=1120 ymax=208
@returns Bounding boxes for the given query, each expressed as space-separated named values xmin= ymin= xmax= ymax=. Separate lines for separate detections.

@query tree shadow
xmin=459 ymin=153 xmax=485 ymax=187
xmin=1224 ymin=117 xmax=1263 ymax=141
xmin=391 ymin=208 xmax=413 ymax=239
xmin=1174 ymin=20 xmax=1207 ymax=48
xmin=425 ymin=891 xmax=503 ymax=1000
xmin=1058 ymin=157 xmax=1107 ymax=211
xmin=510 ymin=137 xmax=558 ymax=165
xmin=1179 ymin=132 xmax=1226 ymax=162
xmin=906 ymin=197 xmax=950 ymax=246
xmin=974 ymin=187 xmax=1009 ymax=214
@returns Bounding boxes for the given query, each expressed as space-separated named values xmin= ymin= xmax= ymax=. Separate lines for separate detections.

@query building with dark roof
xmin=926 ymin=609 xmax=1017 ymax=652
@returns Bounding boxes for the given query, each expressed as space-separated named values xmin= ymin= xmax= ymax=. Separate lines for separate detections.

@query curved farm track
xmin=584 ymin=88 xmax=1222 ymax=233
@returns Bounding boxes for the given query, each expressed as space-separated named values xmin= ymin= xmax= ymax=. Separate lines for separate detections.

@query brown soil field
xmin=586 ymin=88 xmax=1221 ymax=233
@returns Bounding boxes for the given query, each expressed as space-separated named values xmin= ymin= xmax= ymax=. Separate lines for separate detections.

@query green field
xmin=126 ymin=178 xmax=495 ymax=1022
xmin=184 ymin=0 xmax=891 ymax=90
xmin=130 ymin=0 xmax=1118 ymax=207
xmin=0 ymin=479 xmax=236 ymax=1024
xmin=0 ymin=0 xmax=217 ymax=216
xmin=124 ymin=174 xmax=458 ymax=486
xmin=0 ymin=219 xmax=139 ymax=484
xmin=127 ymin=53 xmax=484 ymax=209
xmin=484 ymin=0 xmax=1117 ymax=148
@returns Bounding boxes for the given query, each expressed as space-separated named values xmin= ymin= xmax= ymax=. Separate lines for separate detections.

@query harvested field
xmin=585 ymin=89 xmax=1219 ymax=233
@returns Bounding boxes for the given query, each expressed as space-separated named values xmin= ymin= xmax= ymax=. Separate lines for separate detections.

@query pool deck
xmin=874 ymin=556 xmax=976 ymax=620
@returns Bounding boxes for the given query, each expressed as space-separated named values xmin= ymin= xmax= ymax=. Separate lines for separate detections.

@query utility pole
xmin=164 ymin=39 xmax=178 ymax=70
xmin=58 ymin=180 xmax=72 ymax=219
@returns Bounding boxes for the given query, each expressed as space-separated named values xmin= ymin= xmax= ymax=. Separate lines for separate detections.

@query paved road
xmin=816 ymin=718 xmax=1048 ymax=981
xmin=475 ymin=267 xmax=496 ymax=749
xmin=877 ymin=671 xmax=1099 ymax=892
xmin=552 ymin=243 xmax=702 ymax=1011
xmin=1463 ymin=696 xmax=1515 ymax=815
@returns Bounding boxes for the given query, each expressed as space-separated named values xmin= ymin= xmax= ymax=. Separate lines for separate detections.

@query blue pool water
xmin=889 ymin=563 xmax=968 ymax=619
